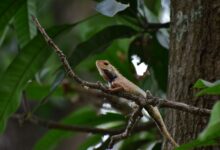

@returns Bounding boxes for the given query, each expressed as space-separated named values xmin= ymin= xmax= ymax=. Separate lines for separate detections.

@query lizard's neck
xmin=102 ymin=69 xmax=118 ymax=83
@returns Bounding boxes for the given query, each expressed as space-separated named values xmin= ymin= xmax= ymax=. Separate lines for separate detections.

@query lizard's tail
xmin=159 ymin=122 xmax=179 ymax=147
xmin=143 ymin=106 xmax=179 ymax=148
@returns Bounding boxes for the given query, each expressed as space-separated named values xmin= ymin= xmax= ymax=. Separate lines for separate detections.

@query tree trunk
xmin=163 ymin=0 xmax=220 ymax=149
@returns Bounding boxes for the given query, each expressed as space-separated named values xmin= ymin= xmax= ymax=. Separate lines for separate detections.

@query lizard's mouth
xmin=102 ymin=69 xmax=117 ymax=82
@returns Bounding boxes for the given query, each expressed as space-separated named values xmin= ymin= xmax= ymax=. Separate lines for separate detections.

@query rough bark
xmin=163 ymin=0 xmax=220 ymax=149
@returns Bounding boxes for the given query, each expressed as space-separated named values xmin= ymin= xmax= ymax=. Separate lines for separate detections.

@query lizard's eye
xmin=103 ymin=62 xmax=108 ymax=66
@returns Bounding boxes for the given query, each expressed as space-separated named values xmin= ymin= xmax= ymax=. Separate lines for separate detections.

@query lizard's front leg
xmin=107 ymin=82 xmax=124 ymax=93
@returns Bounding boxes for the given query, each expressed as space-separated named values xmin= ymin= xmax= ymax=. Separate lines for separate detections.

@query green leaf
xmin=0 ymin=25 xmax=10 ymax=47
xmin=196 ymin=85 xmax=220 ymax=96
xmin=96 ymin=0 xmax=130 ymax=17
xmin=14 ymin=0 xmax=37 ymax=47
xmin=0 ymin=24 xmax=79 ymax=133
xmin=176 ymin=101 xmax=220 ymax=150
xmin=144 ymin=0 xmax=161 ymax=16
xmin=194 ymin=79 xmax=220 ymax=96
xmin=69 ymin=25 xmax=137 ymax=68
xmin=137 ymin=0 xmax=158 ymax=22
xmin=199 ymin=101 xmax=220 ymax=140
xmin=0 ymin=0 xmax=26 ymax=34
xmin=193 ymin=79 xmax=220 ymax=89
xmin=25 ymin=82 xmax=63 ymax=100
xmin=34 ymin=110 xmax=125 ymax=150
xmin=78 ymin=135 xmax=102 ymax=150
xmin=176 ymin=139 xmax=216 ymax=150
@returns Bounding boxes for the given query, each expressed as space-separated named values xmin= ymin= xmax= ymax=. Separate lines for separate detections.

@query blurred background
xmin=0 ymin=0 xmax=170 ymax=149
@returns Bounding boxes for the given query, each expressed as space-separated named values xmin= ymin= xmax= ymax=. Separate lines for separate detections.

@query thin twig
xmin=69 ymin=85 xmax=133 ymax=114
xmin=31 ymin=15 xmax=211 ymax=117
xmin=12 ymin=114 xmax=154 ymax=135
xmin=108 ymin=106 xmax=143 ymax=148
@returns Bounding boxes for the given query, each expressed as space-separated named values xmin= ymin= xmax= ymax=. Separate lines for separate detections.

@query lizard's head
xmin=96 ymin=60 xmax=118 ymax=82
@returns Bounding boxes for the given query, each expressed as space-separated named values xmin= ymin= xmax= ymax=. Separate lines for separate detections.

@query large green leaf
xmin=0 ymin=24 xmax=79 ymax=133
xmin=14 ymin=0 xmax=37 ymax=48
xmin=194 ymin=79 xmax=220 ymax=96
xmin=0 ymin=0 xmax=26 ymax=35
xmin=25 ymin=82 xmax=63 ymax=100
xmin=34 ymin=108 xmax=125 ymax=150
xmin=69 ymin=25 xmax=137 ymax=67
xmin=176 ymin=101 xmax=220 ymax=150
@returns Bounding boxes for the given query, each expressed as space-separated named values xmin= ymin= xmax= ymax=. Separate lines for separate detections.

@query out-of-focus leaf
xmin=196 ymin=85 xmax=220 ymax=96
xmin=34 ymin=109 xmax=125 ymax=150
xmin=78 ymin=135 xmax=102 ymax=150
xmin=176 ymin=101 xmax=220 ymax=150
xmin=193 ymin=79 xmax=220 ymax=89
xmin=0 ymin=24 xmax=80 ymax=133
xmin=128 ymin=34 xmax=168 ymax=91
xmin=25 ymin=82 xmax=63 ymax=100
xmin=0 ymin=0 xmax=26 ymax=35
xmin=137 ymin=0 xmax=158 ymax=23
xmin=74 ymin=14 xmax=117 ymax=41
xmin=96 ymin=0 xmax=130 ymax=17
xmin=156 ymin=29 xmax=169 ymax=49
xmin=193 ymin=79 xmax=220 ymax=96
xmin=199 ymin=101 xmax=220 ymax=140
xmin=144 ymin=0 xmax=161 ymax=16
xmin=14 ymin=0 xmax=37 ymax=47
xmin=176 ymin=139 xmax=215 ymax=150
xmin=69 ymin=25 xmax=137 ymax=68
xmin=0 ymin=25 xmax=10 ymax=47
xmin=117 ymin=0 xmax=138 ymax=16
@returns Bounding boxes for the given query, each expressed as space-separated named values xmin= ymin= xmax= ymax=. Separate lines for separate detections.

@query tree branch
xmin=31 ymin=15 xmax=211 ymax=117
xmin=108 ymin=106 xmax=143 ymax=148
xmin=12 ymin=114 xmax=154 ymax=135
xmin=65 ymin=84 xmax=133 ymax=114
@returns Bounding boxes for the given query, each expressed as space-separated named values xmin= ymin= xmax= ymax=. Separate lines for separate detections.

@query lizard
xmin=96 ymin=59 xmax=179 ymax=147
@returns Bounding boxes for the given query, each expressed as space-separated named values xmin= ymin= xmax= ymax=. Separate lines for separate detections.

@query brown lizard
xmin=96 ymin=59 xmax=179 ymax=147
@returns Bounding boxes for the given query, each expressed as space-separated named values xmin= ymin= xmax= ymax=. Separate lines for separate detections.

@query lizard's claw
xmin=145 ymin=90 xmax=152 ymax=98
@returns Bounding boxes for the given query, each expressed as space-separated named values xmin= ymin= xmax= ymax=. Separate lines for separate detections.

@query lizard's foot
xmin=106 ymin=86 xmax=123 ymax=94
xmin=145 ymin=90 xmax=152 ymax=98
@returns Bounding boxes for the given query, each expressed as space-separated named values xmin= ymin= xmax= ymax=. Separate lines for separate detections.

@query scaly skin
xmin=96 ymin=60 xmax=179 ymax=147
